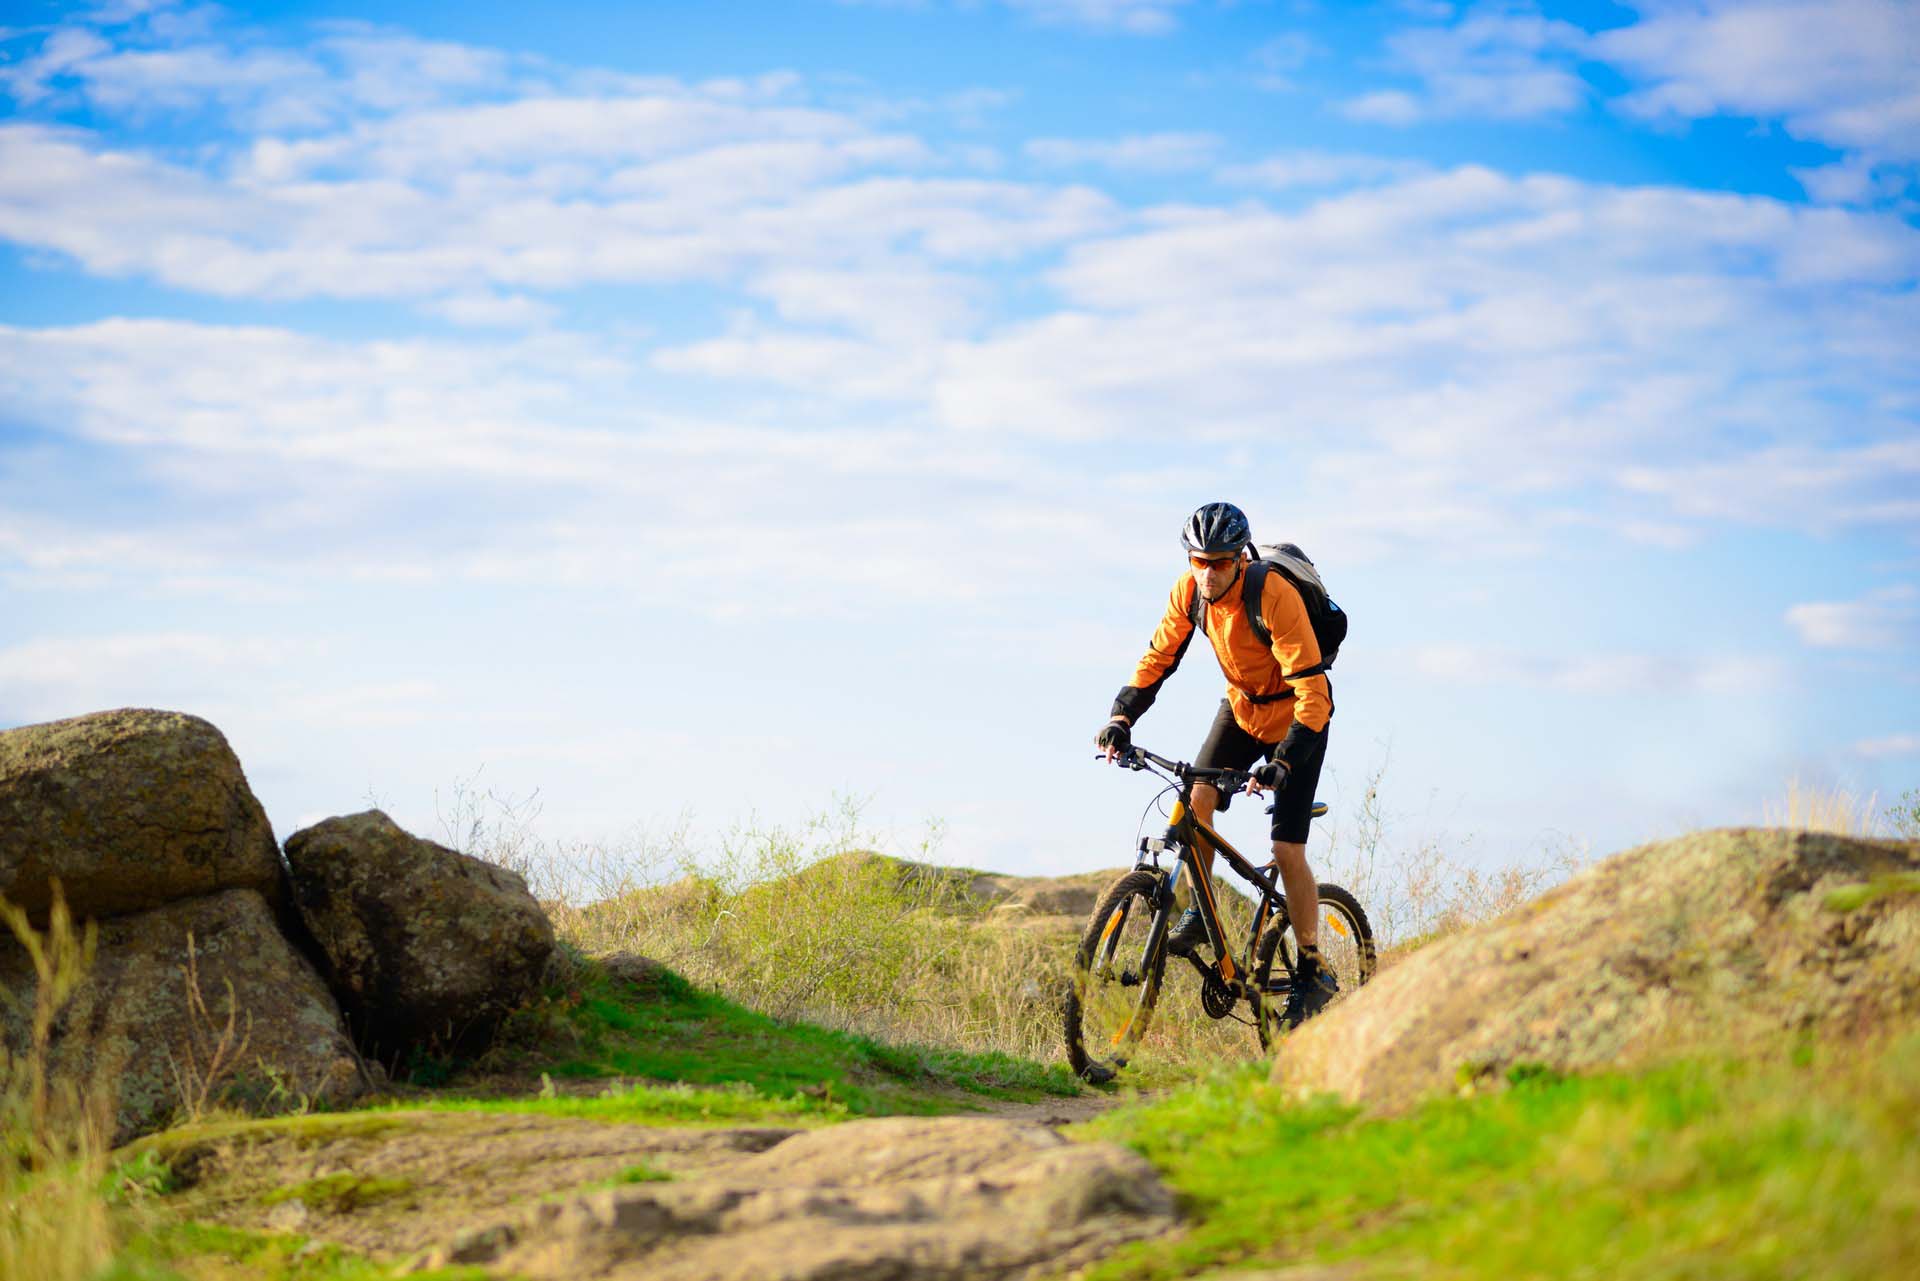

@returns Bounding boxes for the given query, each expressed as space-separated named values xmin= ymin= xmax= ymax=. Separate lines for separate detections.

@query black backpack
xmin=1189 ymin=542 xmax=1346 ymax=676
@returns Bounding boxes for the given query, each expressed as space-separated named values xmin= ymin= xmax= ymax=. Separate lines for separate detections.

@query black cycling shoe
xmin=1283 ymin=954 xmax=1340 ymax=1028
xmin=1165 ymin=907 xmax=1208 ymax=958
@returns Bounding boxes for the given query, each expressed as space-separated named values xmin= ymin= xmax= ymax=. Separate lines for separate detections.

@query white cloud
xmin=281 ymin=680 xmax=442 ymax=729
xmin=1348 ymin=1 xmax=1920 ymax=199
xmin=0 ymin=632 xmax=293 ymax=725
xmin=1 ymin=15 xmax=522 ymax=132
xmin=1784 ymin=586 xmax=1918 ymax=649
xmin=1854 ymin=732 xmax=1920 ymax=758
xmin=0 ymin=317 xmax=1156 ymax=612
xmin=422 ymin=291 xmax=560 ymax=329
xmin=1004 ymin=0 xmax=1193 ymax=35
xmin=1341 ymin=7 xmax=1590 ymax=125
xmin=1026 ymin=132 xmax=1221 ymax=173
xmin=1221 ymin=150 xmax=1425 ymax=190
xmin=1595 ymin=0 xmax=1920 ymax=166
xmin=1790 ymin=157 xmax=1911 ymax=206
xmin=2 ymin=7 xmax=1917 ymax=583
xmin=0 ymin=120 xmax=1116 ymax=301
xmin=1249 ymin=32 xmax=1321 ymax=89
xmin=1408 ymin=646 xmax=1785 ymax=694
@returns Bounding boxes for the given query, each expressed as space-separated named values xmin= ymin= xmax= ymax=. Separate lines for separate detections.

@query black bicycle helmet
xmin=1181 ymin=502 xmax=1251 ymax=556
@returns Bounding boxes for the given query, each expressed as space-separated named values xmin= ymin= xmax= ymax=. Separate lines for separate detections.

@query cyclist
xmin=1096 ymin=501 xmax=1339 ymax=1028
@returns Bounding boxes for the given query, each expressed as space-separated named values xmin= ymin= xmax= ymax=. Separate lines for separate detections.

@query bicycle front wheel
xmin=1064 ymin=870 xmax=1168 ymax=1083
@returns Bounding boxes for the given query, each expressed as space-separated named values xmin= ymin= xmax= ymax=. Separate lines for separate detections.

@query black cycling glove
xmin=1252 ymin=759 xmax=1290 ymax=790
xmin=1096 ymin=719 xmax=1131 ymax=753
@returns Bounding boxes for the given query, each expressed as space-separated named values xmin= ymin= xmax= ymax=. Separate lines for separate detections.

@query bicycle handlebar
xmin=1110 ymin=745 xmax=1257 ymax=793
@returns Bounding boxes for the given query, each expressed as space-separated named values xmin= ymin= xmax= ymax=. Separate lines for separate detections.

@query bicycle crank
xmin=1200 ymin=968 xmax=1238 ymax=1019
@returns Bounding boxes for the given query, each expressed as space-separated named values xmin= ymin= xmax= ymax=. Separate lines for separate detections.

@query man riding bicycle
xmin=1097 ymin=501 xmax=1339 ymax=1028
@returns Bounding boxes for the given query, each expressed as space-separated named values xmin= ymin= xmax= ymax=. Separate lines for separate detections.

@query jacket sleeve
xmin=1261 ymin=572 xmax=1332 ymax=744
xmin=1111 ymin=575 xmax=1199 ymax=723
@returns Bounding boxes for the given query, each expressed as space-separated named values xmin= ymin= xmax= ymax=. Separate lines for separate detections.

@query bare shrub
xmin=1889 ymin=788 xmax=1920 ymax=841
xmin=1312 ymin=753 xmax=1588 ymax=959
xmin=162 ymin=930 xmax=254 ymax=1125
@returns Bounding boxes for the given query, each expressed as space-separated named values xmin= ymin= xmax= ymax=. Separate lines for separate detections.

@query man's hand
xmin=1245 ymin=759 xmax=1289 ymax=795
xmin=1096 ymin=717 xmax=1132 ymax=761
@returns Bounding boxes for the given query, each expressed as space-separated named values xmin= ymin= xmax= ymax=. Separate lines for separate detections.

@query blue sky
xmin=2 ymin=0 xmax=1916 ymax=884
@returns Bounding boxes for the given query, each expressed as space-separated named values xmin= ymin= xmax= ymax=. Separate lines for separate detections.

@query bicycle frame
xmin=1122 ymin=748 xmax=1289 ymax=994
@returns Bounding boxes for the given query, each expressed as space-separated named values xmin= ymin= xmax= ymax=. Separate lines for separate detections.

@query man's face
xmin=1189 ymin=550 xmax=1242 ymax=602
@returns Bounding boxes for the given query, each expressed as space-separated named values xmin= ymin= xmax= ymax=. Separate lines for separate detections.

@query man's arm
xmin=1110 ymin=575 xmax=1200 ymax=726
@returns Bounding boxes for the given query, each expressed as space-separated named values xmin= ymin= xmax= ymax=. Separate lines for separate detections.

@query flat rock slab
xmin=0 ymin=888 xmax=365 ymax=1141
xmin=423 ymin=1116 xmax=1176 ymax=1281
xmin=149 ymin=1109 xmax=803 ymax=1258
xmin=0 ymin=708 xmax=283 ymax=921
xmin=1274 ymin=828 xmax=1920 ymax=1111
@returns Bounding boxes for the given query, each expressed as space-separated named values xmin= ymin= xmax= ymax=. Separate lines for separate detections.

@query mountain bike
xmin=1064 ymin=743 xmax=1376 ymax=1083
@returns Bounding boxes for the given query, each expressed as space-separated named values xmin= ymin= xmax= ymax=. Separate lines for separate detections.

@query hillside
xmin=6 ymin=712 xmax=1916 ymax=1281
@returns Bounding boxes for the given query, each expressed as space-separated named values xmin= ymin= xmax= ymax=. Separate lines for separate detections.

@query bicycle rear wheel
xmin=1254 ymin=882 xmax=1376 ymax=1044
xmin=1064 ymin=870 xmax=1167 ymax=1083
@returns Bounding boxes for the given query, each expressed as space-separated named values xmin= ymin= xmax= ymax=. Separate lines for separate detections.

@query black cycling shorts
xmin=1193 ymin=699 xmax=1327 ymax=844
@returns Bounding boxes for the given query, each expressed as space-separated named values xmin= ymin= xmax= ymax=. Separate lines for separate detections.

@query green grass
xmin=113 ymin=1222 xmax=485 ymax=1281
xmin=1079 ymin=1031 xmax=1920 ymax=1280
xmin=258 ymin=1173 xmax=415 ymax=1214
xmin=1824 ymin=871 xmax=1920 ymax=913
xmin=478 ymin=960 xmax=1077 ymax=1117
xmin=400 ymin=1079 xmax=851 ymax=1125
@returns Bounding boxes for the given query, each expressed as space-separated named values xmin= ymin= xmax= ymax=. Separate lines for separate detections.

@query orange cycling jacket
xmin=1111 ymin=567 xmax=1331 ymax=747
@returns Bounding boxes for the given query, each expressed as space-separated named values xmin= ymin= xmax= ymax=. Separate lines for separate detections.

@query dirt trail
xmin=969 ymin=1087 xmax=1149 ymax=1127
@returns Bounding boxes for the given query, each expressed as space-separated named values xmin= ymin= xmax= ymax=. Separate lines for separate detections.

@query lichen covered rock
xmin=283 ymin=809 xmax=553 ymax=1057
xmin=1273 ymin=828 xmax=1920 ymax=1111
xmin=425 ymin=1116 xmax=1176 ymax=1280
xmin=0 ymin=708 xmax=284 ymax=921
xmin=0 ymin=888 xmax=368 ymax=1141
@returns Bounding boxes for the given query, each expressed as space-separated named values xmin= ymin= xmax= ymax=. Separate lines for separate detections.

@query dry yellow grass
xmin=453 ymin=771 xmax=1591 ymax=1078
xmin=1763 ymin=777 xmax=1882 ymax=836
xmin=0 ymin=885 xmax=119 ymax=1281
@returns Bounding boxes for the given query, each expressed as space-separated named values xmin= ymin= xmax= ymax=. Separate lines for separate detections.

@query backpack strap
xmin=1244 ymin=560 xmax=1327 ymax=680
xmin=1241 ymin=560 xmax=1273 ymax=649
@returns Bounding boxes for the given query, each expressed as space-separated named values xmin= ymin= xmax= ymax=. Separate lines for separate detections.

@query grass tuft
xmin=1824 ymin=871 xmax=1920 ymax=913
xmin=259 ymin=1172 xmax=416 ymax=1214
xmin=1764 ymin=777 xmax=1883 ymax=836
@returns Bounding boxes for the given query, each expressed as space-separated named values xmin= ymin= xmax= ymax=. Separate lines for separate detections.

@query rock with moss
xmin=423 ymin=1115 xmax=1175 ymax=1280
xmin=283 ymin=809 xmax=553 ymax=1058
xmin=0 ymin=708 xmax=284 ymax=922
xmin=1274 ymin=828 xmax=1920 ymax=1111
xmin=0 ymin=887 xmax=369 ymax=1141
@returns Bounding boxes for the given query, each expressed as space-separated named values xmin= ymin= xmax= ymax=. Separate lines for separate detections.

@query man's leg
xmin=1190 ymin=783 xmax=1221 ymax=883
xmin=1268 ymin=724 xmax=1336 ymax=1025
xmin=1272 ymin=839 xmax=1317 ymax=949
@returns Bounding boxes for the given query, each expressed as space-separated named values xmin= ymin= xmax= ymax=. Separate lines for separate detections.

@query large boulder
xmin=283 ymin=810 xmax=553 ymax=1058
xmin=1274 ymin=828 xmax=1920 ymax=1112
xmin=0 ymin=709 xmax=285 ymax=922
xmin=0 ymin=888 xmax=369 ymax=1142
